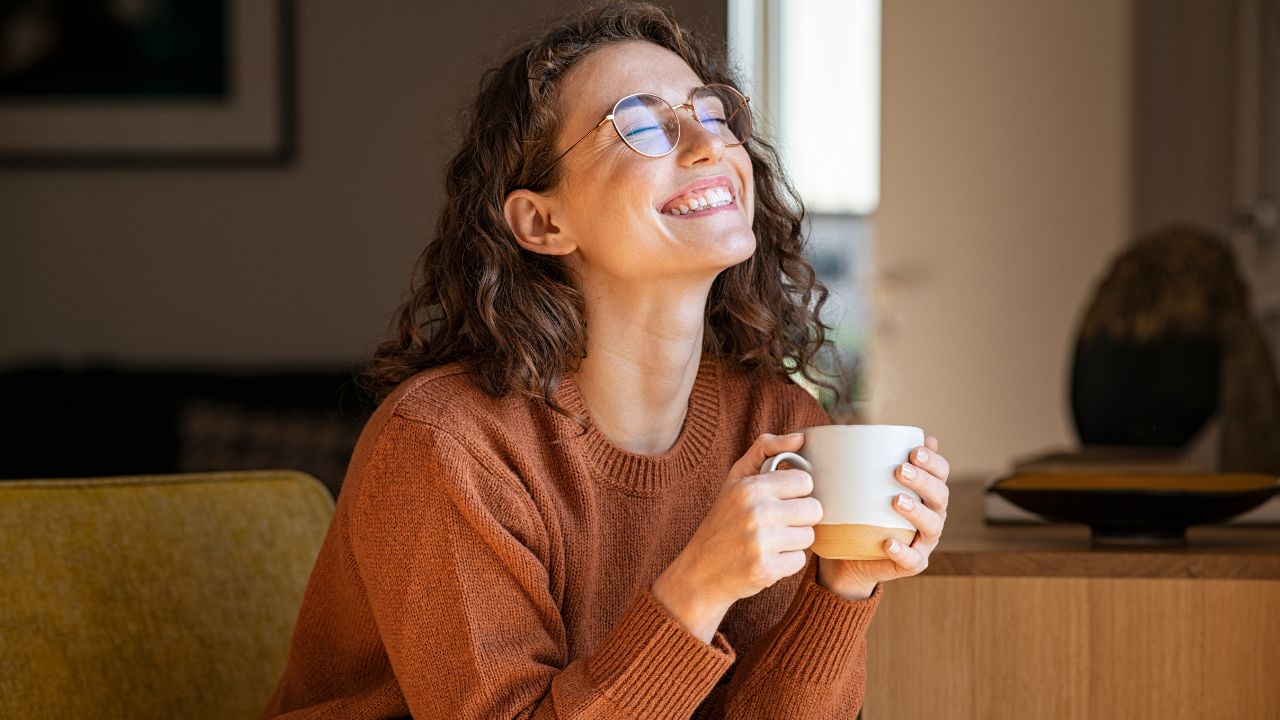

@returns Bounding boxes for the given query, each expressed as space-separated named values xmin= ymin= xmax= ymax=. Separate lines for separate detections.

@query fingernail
xmin=788 ymin=432 xmax=803 ymax=438
xmin=889 ymin=541 xmax=902 ymax=553
xmin=902 ymin=463 xmax=916 ymax=479
xmin=916 ymin=448 xmax=930 ymax=463
xmin=897 ymin=495 xmax=914 ymax=510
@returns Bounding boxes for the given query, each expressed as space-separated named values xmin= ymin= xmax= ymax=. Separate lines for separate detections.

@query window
xmin=729 ymin=0 xmax=881 ymax=417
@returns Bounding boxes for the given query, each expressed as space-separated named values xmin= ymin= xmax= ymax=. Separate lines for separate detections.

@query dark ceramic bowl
xmin=988 ymin=473 xmax=1279 ymax=546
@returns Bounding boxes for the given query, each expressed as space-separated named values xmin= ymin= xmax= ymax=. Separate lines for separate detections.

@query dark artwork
xmin=0 ymin=0 xmax=227 ymax=99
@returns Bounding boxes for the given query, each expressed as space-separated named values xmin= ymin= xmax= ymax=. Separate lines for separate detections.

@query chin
xmin=714 ymin=227 xmax=758 ymax=267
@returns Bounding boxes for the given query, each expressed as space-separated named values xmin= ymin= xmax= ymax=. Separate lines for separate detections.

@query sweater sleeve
xmin=348 ymin=413 xmax=736 ymax=719
xmin=714 ymin=554 xmax=882 ymax=718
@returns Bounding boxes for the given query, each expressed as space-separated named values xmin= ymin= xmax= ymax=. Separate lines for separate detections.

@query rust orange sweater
xmin=261 ymin=354 xmax=882 ymax=719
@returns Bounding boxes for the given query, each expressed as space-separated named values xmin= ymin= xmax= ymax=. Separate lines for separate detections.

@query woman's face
xmin=545 ymin=40 xmax=757 ymax=285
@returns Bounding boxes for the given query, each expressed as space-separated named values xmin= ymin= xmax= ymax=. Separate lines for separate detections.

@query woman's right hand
xmin=651 ymin=432 xmax=824 ymax=642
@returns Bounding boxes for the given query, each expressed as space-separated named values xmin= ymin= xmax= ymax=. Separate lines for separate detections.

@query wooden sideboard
xmin=862 ymin=479 xmax=1280 ymax=719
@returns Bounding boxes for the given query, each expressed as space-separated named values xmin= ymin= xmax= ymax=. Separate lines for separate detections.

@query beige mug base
xmin=812 ymin=524 xmax=918 ymax=560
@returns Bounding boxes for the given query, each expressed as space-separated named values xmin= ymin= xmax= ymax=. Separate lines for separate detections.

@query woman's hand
xmin=816 ymin=434 xmax=950 ymax=600
xmin=652 ymin=432 xmax=823 ymax=642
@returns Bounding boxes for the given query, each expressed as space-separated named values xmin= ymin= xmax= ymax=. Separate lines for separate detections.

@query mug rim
xmin=795 ymin=423 xmax=923 ymax=434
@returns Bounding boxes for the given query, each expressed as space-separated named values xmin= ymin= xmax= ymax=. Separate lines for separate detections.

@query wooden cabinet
xmin=862 ymin=481 xmax=1280 ymax=719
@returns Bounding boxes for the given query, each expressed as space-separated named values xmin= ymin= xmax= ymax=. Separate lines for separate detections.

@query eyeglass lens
xmin=612 ymin=85 xmax=752 ymax=157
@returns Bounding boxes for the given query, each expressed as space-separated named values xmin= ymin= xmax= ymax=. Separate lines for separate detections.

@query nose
xmin=674 ymin=107 xmax=725 ymax=166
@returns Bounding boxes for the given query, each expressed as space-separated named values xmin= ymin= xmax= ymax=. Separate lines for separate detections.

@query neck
xmin=572 ymin=278 xmax=712 ymax=456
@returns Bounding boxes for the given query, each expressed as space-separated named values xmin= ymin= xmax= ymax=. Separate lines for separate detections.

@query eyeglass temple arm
xmin=530 ymin=116 xmax=612 ymax=186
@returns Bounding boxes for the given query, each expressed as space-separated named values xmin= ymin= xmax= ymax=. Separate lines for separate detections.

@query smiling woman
xmin=358 ymin=4 xmax=842 ymax=425
xmin=255 ymin=2 xmax=947 ymax=718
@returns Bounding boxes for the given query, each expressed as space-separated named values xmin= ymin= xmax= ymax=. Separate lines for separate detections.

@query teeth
xmin=667 ymin=186 xmax=734 ymax=215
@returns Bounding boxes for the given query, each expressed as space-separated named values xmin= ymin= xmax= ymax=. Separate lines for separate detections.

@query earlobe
xmin=503 ymin=190 xmax=575 ymax=256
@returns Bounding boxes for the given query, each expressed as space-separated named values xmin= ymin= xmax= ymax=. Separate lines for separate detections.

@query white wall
xmin=871 ymin=0 xmax=1134 ymax=477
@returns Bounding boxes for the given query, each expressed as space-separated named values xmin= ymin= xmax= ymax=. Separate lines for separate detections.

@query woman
xmin=262 ymin=3 xmax=950 ymax=718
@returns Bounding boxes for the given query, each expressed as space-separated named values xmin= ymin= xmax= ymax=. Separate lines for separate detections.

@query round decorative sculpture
xmin=1070 ymin=225 xmax=1249 ymax=449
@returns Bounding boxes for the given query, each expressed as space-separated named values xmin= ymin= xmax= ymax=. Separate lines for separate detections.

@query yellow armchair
xmin=0 ymin=470 xmax=334 ymax=719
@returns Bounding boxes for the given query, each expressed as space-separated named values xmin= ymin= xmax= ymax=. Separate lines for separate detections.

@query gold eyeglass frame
xmin=530 ymin=83 xmax=752 ymax=186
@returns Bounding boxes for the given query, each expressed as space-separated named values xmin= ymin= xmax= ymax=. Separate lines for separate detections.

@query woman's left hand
xmin=816 ymin=434 xmax=950 ymax=599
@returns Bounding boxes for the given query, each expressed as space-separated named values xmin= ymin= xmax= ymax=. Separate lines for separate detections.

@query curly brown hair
xmin=359 ymin=0 xmax=843 ymax=432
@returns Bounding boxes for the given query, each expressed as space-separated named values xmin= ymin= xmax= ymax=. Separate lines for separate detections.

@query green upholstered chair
xmin=0 ymin=470 xmax=334 ymax=719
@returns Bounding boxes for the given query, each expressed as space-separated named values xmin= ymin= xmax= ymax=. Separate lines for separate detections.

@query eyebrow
xmin=595 ymin=85 xmax=703 ymax=117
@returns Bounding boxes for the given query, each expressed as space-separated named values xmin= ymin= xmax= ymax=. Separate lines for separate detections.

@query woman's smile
xmin=657 ymin=174 xmax=741 ymax=217
xmin=663 ymin=196 xmax=738 ymax=218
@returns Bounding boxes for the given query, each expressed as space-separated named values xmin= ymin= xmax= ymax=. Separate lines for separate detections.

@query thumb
xmin=729 ymin=432 xmax=806 ymax=480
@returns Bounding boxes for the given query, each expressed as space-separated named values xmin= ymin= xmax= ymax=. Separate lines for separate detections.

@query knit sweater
xmin=260 ymin=353 xmax=883 ymax=719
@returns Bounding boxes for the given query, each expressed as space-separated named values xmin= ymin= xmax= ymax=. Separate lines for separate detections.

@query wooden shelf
xmin=862 ymin=479 xmax=1280 ymax=719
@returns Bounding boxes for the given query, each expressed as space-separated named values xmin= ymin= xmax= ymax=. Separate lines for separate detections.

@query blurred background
xmin=1 ymin=0 xmax=1276 ymax=495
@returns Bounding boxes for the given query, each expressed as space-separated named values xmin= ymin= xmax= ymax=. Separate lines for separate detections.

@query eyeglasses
xmin=531 ymin=83 xmax=752 ymax=186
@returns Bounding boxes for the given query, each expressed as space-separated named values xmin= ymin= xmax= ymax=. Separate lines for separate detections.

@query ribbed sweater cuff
xmin=586 ymin=588 xmax=735 ymax=718
xmin=755 ymin=558 xmax=882 ymax=685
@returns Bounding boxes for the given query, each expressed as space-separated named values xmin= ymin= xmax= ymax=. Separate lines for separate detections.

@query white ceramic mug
xmin=760 ymin=424 xmax=924 ymax=560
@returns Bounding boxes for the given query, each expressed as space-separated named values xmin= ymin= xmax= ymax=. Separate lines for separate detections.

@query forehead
xmin=560 ymin=40 xmax=705 ymax=120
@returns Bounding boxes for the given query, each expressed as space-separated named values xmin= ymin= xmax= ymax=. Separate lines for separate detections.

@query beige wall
xmin=1131 ymin=0 xmax=1238 ymax=239
xmin=872 ymin=0 xmax=1133 ymax=476
xmin=1 ymin=0 xmax=1139 ymax=479
xmin=0 ymin=0 xmax=726 ymax=367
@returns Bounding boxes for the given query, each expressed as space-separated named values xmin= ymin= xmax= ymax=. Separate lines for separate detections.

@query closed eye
xmin=622 ymin=124 xmax=664 ymax=139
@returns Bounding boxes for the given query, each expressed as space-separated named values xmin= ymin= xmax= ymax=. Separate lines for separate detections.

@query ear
xmin=503 ymin=189 xmax=576 ymax=256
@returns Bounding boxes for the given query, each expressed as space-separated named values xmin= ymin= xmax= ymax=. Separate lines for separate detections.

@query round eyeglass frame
xmin=529 ymin=83 xmax=752 ymax=186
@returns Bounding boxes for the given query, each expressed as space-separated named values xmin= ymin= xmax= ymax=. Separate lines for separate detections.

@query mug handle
xmin=760 ymin=451 xmax=813 ymax=475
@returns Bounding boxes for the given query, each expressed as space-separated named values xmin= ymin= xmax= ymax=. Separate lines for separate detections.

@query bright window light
xmin=729 ymin=0 xmax=881 ymax=215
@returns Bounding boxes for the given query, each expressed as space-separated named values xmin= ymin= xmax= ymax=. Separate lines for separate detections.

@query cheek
xmin=605 ymin=165 xmax=666 ymax=222
xmin=743 ymin=174 xmax=757 ymax=223
xmin=564 ymin=160 xmax=648 ymax=219
xmin=571 ymin=177 xmax=661 ymax=255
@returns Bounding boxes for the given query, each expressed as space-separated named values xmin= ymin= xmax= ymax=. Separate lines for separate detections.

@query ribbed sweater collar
xmin=552 ymin=353 xmax=722 ymax=495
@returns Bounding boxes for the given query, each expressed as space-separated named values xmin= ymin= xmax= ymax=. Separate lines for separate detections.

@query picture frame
xmin=0 ymin=0 xmax=294 ymax=166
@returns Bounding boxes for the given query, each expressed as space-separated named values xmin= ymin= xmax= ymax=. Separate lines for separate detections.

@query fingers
xmin=732 ymin=432 xmax=805 ymax=479
xmin=777 ymin=525 xmax=816 ymax=553
xmin=777 ymin=495 xmax=823 ymax=526
xmin=778 ymin=549 xmax=809 ymax=578
xmin=758 ymin=432 xmax=805 ymax=463
xmin=893 ymin=492 xmax=943 ymax=539
xmin=896 ymin=462 xmax=949 ymax=517
xmin=885 ymin=536 xmax=929 ymax=574
xmin=756 ymin=468 xmax=814 ymax=500
xmin=882 ymin=434 xmax=946 ymax=578
xmin=907 ymin=444 xmax=950 ymax=484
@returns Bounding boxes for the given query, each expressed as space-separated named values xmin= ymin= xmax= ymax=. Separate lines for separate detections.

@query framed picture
xmin=0 ymin=0 xmax=293 ymax=165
